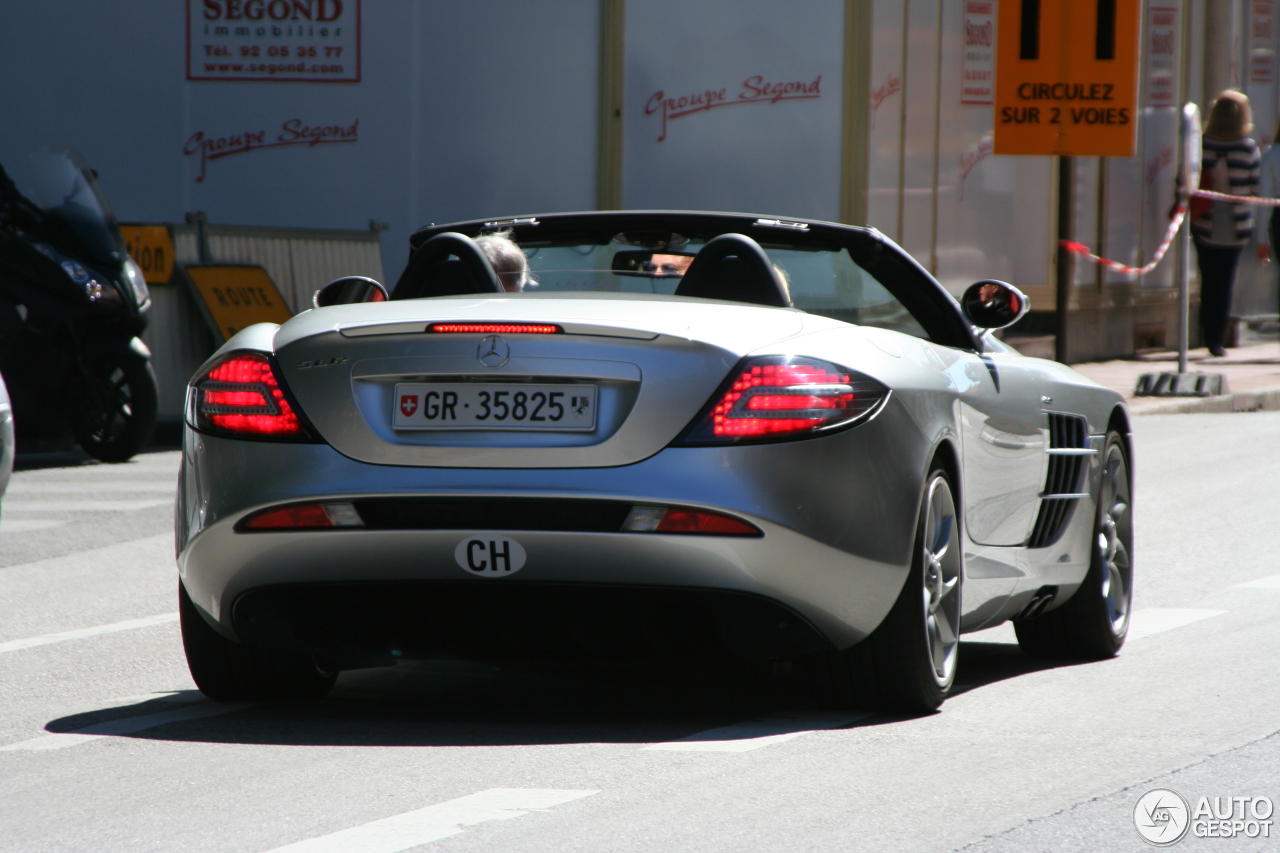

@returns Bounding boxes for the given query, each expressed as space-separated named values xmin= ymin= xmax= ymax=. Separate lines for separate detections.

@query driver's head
xmin=475 ymin=231 xmax=530 ymax=292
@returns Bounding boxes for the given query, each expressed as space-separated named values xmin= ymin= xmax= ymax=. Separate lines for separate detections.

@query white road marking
xmin=0 ymin=519 xmax=68 ymax=533
xmin=1236 ymin=574 xmax=1280 ymax=589
xmin=1126 ymin=608 xmax=1227 ymax=641
xmin=4 ymin=482 xmax=175 ymax=494
xmin=1 ymin=499 xmax=171 ymax=513
xmin=643 ymin=710 xmax=871 ymax=753
xmin=0 ymin=612 xmax=178 ymax=654
xmin=964 ymin=608 xmax=1228 ymax=647
xmin=258 ymin=788 xmax=598 ymax=853
xmin=0 ymin=698 xmax=252 ymax=752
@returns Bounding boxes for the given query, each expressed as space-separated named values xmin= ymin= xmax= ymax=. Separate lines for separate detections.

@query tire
xmin=179 ymin=582 xmax=337 ymax=701
xmin=830 ymin=465 xmax=962 ymax=712
xmin=1015 ymin=430 xmax=1133 ymax=659
xmin=72 ymin=352 xmax=158 ymax=463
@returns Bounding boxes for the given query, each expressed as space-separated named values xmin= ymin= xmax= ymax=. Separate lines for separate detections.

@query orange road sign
xmin=120 ymin=225 xmax=175 ymax=284
xmin=183 ymin=264 xmax=293 ymax=341
xmin=994 ymin=0 xmax=1141 ymax=156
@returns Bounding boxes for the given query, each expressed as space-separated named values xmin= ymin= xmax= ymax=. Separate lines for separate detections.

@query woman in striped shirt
xmin=1193 ymin=90 xmax=1261 ymax=357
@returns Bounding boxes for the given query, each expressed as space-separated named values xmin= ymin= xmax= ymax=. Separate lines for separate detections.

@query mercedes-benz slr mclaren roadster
xmin=175 ymin=211 xmax=1134 ymax=712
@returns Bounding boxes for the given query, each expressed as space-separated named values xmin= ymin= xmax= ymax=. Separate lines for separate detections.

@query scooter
xmin=0 ymin=145 xmax=157 ymax=462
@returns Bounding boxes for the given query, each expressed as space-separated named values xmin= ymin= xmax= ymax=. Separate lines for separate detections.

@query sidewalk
xmin=1068 ymin=339 xmax=1280 ymax=415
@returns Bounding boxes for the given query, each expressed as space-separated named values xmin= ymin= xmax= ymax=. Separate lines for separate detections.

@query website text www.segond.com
xmin=203 ymin=62 xmax=342 ymax=75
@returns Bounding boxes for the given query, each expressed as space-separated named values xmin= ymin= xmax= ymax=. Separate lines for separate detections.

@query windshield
xmin=516 ymin=236 xmax=928 ymax=338
xmin=22 ymin=146 xmax=124 ymax=265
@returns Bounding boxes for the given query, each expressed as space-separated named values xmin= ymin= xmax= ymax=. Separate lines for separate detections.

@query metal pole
xmin=1177 ymin=204 xmax=1190 ymax=374
xmin=1055 ymin=155 xmax=1075 ymax=364
xmin=1178 ymin=101 xmax=1202 ymax=376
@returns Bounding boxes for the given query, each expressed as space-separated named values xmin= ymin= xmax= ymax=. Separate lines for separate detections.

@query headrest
xmin=674 ymin=233 xmax=791 ymax=308
xmin=391 ymin=232 xmax=504 ymax=300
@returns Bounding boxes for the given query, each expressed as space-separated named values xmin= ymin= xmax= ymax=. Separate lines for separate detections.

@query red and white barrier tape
xmin=1059 ymin=204 xmax=1187 ymax=277
xmin=1190 ymin=188 xmax=1280 ymax=206
xmin=1059 ymin=189 xmax=1280 ymax=276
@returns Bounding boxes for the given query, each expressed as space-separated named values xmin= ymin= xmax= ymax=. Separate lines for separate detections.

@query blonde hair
xmin=1205 ymin=90 xmax=1253 ymax=140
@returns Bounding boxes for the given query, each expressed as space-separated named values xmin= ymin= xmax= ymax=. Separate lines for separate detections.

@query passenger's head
xmin=475 ymin=231 xmax=529 ymax=292
xmin=1205 ymin=90 xmax=1253 ymax=140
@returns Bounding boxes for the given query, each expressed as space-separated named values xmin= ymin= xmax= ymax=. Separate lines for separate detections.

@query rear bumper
xmin=176 ymin=398 xmax=930 ymax=655
xmin=230 ymin=580 xmax=833 ymax=668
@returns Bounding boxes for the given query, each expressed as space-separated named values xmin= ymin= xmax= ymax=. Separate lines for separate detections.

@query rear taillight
xmin=238 ymin=501 xmax=363 ymax=531
xmin=677 ymin=356 xmax=889 ymax=445
xmin=189 ymin=352 xmax=315 ymax=441
xmin=621 ymin=505 xmax=762 ymax=537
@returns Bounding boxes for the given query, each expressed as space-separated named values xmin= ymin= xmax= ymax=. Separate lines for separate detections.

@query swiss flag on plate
xmin=400 ymin=394 xmax=418 ymax=417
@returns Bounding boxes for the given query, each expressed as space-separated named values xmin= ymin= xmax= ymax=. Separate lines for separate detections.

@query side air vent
xmin=1027 ymin=414 xmax=1094 ymax=549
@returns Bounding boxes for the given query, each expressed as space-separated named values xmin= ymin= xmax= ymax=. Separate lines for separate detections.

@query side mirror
xmin=960 ymin=280 xmax=1030 ymax=329
xmin=313 ymin=276 xmax=388 ymax=308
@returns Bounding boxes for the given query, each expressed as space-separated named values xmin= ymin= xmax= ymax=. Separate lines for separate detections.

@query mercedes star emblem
xmin=477 ymin=334 xmax=510 ymax=368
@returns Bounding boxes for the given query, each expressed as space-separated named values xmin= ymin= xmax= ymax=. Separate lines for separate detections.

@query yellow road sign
xmin=994 ymin=0 xmax=1141 ymax=156
xmin=120 ymin=225 xmax=175 ymax=284
xmin=184 ymin=264 xmax=292 ymax=342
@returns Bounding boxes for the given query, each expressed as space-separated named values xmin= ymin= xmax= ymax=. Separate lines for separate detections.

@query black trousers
xmin=1272 ymin=215 xmax=1280 ymax=320
xmin=1193 ymin=238 xmax=1243 ymax=351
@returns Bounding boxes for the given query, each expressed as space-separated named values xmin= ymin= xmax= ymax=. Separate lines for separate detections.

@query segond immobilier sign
xmin=994 ymin=0 xmax=1141 ymax=156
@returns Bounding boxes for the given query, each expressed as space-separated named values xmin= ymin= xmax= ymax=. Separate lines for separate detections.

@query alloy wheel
xmin=1096 ymin=445 xmax=1132 ymax=638
xmin=922 ymin=475 xmax=961 ymax=687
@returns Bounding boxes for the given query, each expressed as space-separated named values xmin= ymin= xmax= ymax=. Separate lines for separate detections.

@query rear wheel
xmin=72 ymin=353 xmax=157 ymax=463
xmin=179 ymin=582 xmax=337 ymax=701
xmin=1015 ymin=430 xmax=1132 ymax=658
xmin=831 ymin=465 xmax=961 ymax=712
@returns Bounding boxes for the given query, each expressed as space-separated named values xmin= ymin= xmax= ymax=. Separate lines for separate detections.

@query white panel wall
xmin=0 ymin=1 xmax=600 ymax=284
xmin=934 ymin=0 xmax=1053 ymax=296
xmin=2 ymin=0 xmax=1270 ymax=326
xmin=620 ymin=0 xmax=843 ymax=221
xmin=867 ymin=0 xmax=905 ymax=238
xmin=1239 ymin=0 xmax=1280 ymax=314
xmin=900 ymin=0 xmax=942 ymax=267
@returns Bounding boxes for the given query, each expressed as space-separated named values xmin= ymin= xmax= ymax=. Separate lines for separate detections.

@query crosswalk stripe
xmin=258 ymin=789 xmax=598 ymax=853
xmin=644 ymin=710 xmax=872 ymax=753
xmin=0 ymin=612 xmax=178 ymax=654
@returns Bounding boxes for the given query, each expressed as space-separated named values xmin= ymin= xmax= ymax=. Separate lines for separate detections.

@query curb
xmin=1128 ymin=386 xmax=1280 ymax=416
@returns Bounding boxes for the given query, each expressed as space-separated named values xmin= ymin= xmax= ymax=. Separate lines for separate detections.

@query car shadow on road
xmin=40 ymin=642 xmax=1103 ymax=749
xmin=43 ymin=660 xmax=831 ymax=748
xmin=953 ymin=639 xmax=1099 ymax=696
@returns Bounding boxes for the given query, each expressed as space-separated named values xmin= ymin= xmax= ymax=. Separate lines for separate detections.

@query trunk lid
xmin=274 ymin=294 xmax=808 ymax=468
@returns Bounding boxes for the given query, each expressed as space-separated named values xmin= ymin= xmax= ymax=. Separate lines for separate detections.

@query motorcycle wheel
xmin=72 ymin=353 xmax=158 ymax=463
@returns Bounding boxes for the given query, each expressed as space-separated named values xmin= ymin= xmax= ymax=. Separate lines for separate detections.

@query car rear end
xmin=177 ymin=294 xmax=928 ymax=672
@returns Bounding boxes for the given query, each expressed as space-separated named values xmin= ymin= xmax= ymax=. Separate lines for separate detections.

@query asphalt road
xmin=2 ymin=412 xmax=1278 ymax=853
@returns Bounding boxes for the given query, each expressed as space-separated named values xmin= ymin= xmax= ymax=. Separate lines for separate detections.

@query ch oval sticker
xmin=454 ymin=535 xmax=527 ymax=577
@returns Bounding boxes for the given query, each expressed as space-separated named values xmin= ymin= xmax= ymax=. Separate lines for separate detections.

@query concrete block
xmin=1135 ymin=372 xmax=1229 ymax=397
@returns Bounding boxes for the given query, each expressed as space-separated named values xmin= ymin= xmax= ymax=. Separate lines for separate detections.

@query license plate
xmin=392 ymin=383 xmax=598 ymax=430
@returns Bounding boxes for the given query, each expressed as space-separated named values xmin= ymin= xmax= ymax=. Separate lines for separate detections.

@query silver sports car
xmin=175 ymin=211 xmax=1134 ymax=712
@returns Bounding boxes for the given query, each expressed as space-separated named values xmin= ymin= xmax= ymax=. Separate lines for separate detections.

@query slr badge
xmin=477 ymin=335 xmax=510 ymax=368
